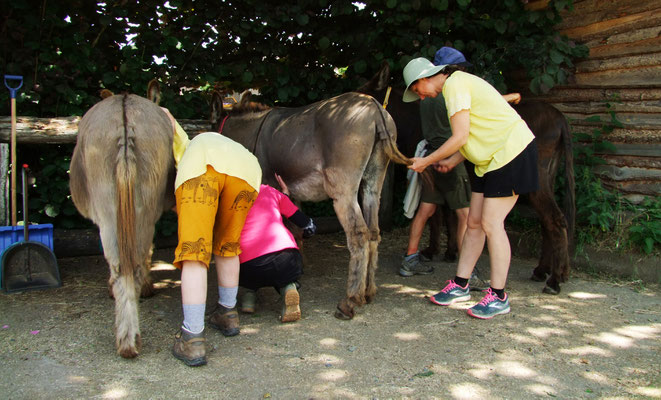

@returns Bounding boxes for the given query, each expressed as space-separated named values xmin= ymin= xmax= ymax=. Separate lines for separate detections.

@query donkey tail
xmin=371 ymin=97 xmax=412 ymax=166
xmin=560 ymin=113 xmax=575 ymax=252
xmin=116 ymin=94 xmax=139 ymax=279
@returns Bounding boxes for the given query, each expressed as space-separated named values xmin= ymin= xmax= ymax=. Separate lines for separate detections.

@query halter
xmin=217 ymin=111 xmax=271 ymax=154
xmin=217 ymin=115 xmax=229 ymax=134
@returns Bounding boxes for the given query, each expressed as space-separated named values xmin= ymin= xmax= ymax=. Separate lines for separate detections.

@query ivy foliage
xmin=2 ymin=0 xmax=587 ymax=119
xmin=1 ymin=0 xmax=588 ymax=232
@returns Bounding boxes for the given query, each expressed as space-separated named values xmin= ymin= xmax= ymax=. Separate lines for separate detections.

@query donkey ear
xmin=373 ymin=61 xmax=391 ymax=91
xmin=210 ymin=90 xmax=226 ymax=126
xmin=147 ymin=79 xmax=161 ymax=104
xmin=99 ymin=89 xmax=114 ymax=99
xmin=237 ymin=90 xmax=252 ymax=108
xmin=357 ymin=60 xmax=391 ymax=93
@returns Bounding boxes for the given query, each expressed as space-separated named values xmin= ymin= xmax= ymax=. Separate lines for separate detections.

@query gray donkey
xmin=69 ymin=86 xmax=174 ymax=358
xmin=211 ymin=91 xmax=412 ymax=320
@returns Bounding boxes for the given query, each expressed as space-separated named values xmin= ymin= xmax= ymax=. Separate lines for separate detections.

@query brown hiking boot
xmin=208 ymin=304 xmax=240 ymax=336
xmin=172 ymin=329 xmax=207 ymax=367
xmin=280 ymin=283 xmax=301 ymax=323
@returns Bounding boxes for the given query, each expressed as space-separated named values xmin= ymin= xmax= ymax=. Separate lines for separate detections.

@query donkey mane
xmin=230 ymin=90 xmax=272 ymax=115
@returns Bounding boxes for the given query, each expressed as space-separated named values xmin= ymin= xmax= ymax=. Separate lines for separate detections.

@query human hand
xmin=433 ymin=159 xmax=454 ymax=173
xmin=275 ymin=173 xmax=289 ymax=196
xmin=505 ymin=93 xmax=521 ymax=104
xmin=408 ymin=157 xmax=428 ymax=173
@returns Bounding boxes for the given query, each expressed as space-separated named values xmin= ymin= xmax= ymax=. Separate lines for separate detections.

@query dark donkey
xmin=210 ymin=91 xmax=412 ymax=319
xmin=358 ymin=63 xmax=575 ymax=294
xmin=69 ymin=84 xmax=175 ymax=357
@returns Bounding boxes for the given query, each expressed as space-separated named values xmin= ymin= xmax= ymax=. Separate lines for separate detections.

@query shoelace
xmin=477 ymin=288 xmax=498 ymax=306
xmin=441 ymin=280 xmax=460 ymax=293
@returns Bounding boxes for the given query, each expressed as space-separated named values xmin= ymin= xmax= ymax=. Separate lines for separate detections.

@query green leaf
xmin=354 ymin=60 xmax=367 ymax=74
xmin=242 ymin=71 xmax=253 ymax=83
xmin=418 ymin=18 xmax=431 ymax=32
xmin=277 ymin=87 xmax=289 ymax=102
xmin=494 ymin=20 xmax=507 ymax=34
xmin=431 ymin=0 xmax=449 ymax=11
xmin=318 ymin=36 xmax=330 ymax=50
xmin=386 ymin=0 xmax=397 ymax=8
xmin=296 ymin=13 xmax=309 ymax=26
xmin=549 ymin=49 xmax=564 ymax=64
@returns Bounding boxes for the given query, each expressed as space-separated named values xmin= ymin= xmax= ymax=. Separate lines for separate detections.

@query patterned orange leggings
xmin=173 ymin=165 xmax=257 ymax=269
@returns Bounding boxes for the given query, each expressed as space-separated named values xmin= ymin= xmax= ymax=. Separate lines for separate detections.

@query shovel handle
xmin=22 ymin=165 xmax=29 ymax=241
xmin=4 ymin=75 xmax=23 ymax=98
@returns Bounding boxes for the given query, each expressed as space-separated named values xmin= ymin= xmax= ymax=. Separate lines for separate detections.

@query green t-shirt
xmin=419 ymin=95 xmax=451 ymax=151
xmin=442 ymin=71 xmax=534 ymax=177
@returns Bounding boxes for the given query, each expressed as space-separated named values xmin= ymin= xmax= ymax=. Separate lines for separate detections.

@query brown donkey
xmin=69 ymin=86 xmax=175 ymax=357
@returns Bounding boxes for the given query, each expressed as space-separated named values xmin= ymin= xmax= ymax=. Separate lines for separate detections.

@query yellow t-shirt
xmin=174 ymin=132 xmax=262 ymax=192
xmin=172 ymin=120 xmax=190 ymax=168
xmin=442 ymin=71 xmax=534 ymax=177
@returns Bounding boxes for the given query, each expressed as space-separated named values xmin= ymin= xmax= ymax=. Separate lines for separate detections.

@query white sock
xmin=182 ymin=303 xmax=205 ymax=334
xmin=218 ymin=286 xmax=238 ymax=309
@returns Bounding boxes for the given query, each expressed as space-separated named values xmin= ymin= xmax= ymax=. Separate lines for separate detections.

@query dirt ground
xmin=1 ymin=227 xmax=660 ymax=399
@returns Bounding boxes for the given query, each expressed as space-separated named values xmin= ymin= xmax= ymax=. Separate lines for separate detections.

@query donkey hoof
xmin=117 ymin=334 xmax=141 ymax=358
xmin=140 ymin=282 xmax=155 ymax=298
xmin=530 ymin=271 xmax=548 ymax=282
xmin=443 ymin=252 xmax=457 ymax=263
xmin=334 ymin=305 xmax=354 ymax=320
xmin=542 ymin=285 xmax=561 ymax=295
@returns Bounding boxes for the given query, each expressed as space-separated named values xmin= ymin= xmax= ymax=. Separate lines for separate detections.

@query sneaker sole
xmin=399 ymin=268 xmax=434 ymax=277
xmin=466 ymin=306 xmax=511 ymax=319
xmin=281 ymin=288 xmax=301 ymax=323
xmin=429 ymin=293 xmax=470 ymax=306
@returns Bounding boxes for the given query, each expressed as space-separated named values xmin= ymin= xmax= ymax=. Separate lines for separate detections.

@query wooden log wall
xmin=524 ymin=0 xmax=661 ymax=202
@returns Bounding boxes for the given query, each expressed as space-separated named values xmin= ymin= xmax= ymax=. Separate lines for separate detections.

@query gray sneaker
xmin=399 ymin=253 xmax=434 ymax=277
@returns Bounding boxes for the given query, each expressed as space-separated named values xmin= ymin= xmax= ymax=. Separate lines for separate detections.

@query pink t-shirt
xmin=239 ymin=184 xmax=300 ymax=263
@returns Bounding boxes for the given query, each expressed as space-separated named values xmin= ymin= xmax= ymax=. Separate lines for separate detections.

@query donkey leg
xmin=99 ymin=227 xmax=141 ymax=358
xmin=442 ymin=205 xmax=458 ymax=262
xmin=421 ymin=209 xmax=442 ymax=261
xmin=138 ymin=244 xmax=155 ymax=298
xmin=332 ymin=197 xmax=370 ymax=320
xmin=528 ymin=191 xmax=570 ymax=295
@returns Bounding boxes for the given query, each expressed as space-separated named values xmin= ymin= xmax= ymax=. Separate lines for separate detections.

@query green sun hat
xmin=402 ymin=57 xmax=447 ymax=103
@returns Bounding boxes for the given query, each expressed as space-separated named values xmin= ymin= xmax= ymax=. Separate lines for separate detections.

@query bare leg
xmin=454 ymin=206 xmax=469 ymax=256
xmin=181 ymin=260 xmax=207 ymax=305
xmin=214 ymin=255 xmax=240 ymax=288
xmin=407 ymin=202 xmax=437 ymax=255
xmin=455 ymin=193 xmax=486 ymax=280
xmin=482 ymin=195 xmax=519 ymax=289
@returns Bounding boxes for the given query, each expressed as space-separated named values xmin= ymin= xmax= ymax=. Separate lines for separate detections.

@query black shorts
xmin=239 ymin=248 xmax=303 ymax=291
xmin=466 ymin=140 xmax=539 ymax=198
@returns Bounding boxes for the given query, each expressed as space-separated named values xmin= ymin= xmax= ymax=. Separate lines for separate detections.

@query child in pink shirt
xmin=238 ymin=175 xmax=315 ymax=322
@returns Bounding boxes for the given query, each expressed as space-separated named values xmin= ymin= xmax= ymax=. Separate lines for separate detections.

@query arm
xmin=503 ymin=93 xmax=521 ymax=104
xmin=275 ymin=173 xmax=289 ymax=196
xmin=275 ymin=174 xmax=316 ymax=238
xmin=408 ymin=109 xmax=470 ymax=173
xmin=434 ymin=151 xmax=466 ymax=173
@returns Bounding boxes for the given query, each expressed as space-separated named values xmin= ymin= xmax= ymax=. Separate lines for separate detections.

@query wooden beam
xmin=0 ymin=117 xmax=210 ymax=144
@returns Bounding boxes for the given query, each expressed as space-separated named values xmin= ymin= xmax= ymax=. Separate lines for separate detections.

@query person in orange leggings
xmin=163 ymin=111 xmax=262 ymax=367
